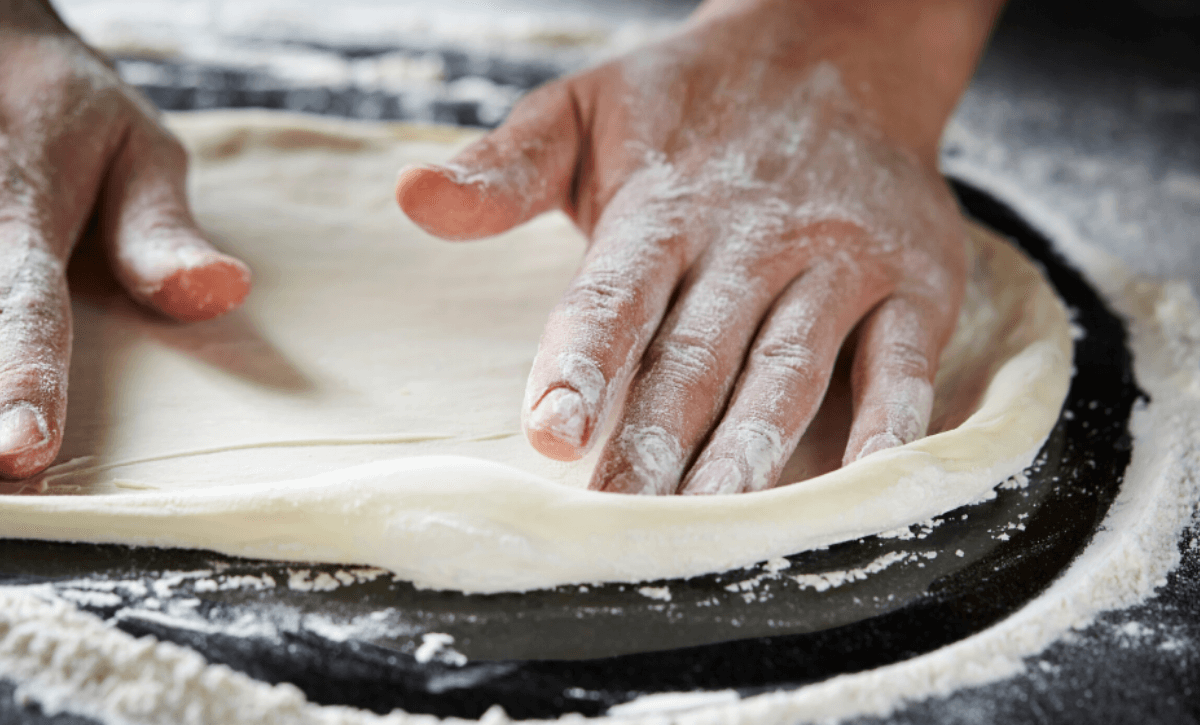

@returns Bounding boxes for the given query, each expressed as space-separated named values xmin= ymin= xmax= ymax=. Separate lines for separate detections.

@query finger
xmin=679 ymin=263 xmax=884 ymax=495
xmin=588 ymin=252 xmax=808 ymax=495
xmin=521 ymin=190 xmax=692 ymax=461
xmin=0 ymin=223 xmax=70 ymax=478
xmin=841 ymin=295 xmax=948 ymax=465
xmin=395 ymin=81 xmax=583 ymax=241
xmin=99 ymin=120 xmax=251 ymax=323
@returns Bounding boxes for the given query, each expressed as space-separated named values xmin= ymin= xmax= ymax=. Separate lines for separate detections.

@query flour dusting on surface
xmin=2 ymin=164 xmax=1193 ymax=724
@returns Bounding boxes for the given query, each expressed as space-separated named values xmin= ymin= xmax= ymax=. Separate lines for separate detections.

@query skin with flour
xmin=0 ymin=113 xmax=1073 ymax=592
xmin=0 ymin=0 xmax=250 ymax=478
xmin=396 ymin=0 xmax=1007 ymax=495
xmin=0 ymin=0 xmax=1001 ymax=488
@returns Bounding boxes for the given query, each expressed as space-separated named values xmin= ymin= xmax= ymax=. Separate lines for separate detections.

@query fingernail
xmin=622 ymin=426 xmax=683 ymax=496
xmin=0 ymin=403 xmax=47 ymax=455
xmin=527 ymin=388 xmax=588 ymax=448
xmin=682 ymin=459 xmax=743 ymax=496
xmin=398 ymin=162 xmax=442 ymax=180
xmin=402 ymin=162 xmax=474 ymax=190
xmin=396 ymin=164 xmax=450 ymax=208
xmin=855 ymin=432 xmax=904 ymax=462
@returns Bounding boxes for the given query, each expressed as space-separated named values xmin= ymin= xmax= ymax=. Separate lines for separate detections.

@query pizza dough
xmin=0 ymin=111 xmax=1071 ymax=593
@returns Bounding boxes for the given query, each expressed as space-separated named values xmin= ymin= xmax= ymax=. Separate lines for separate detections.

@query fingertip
xmin=396 ymin=163 xmax=524 ymax=241
xmin=843 ymin=377 xmax=934 ymax=467
xmin=523 ymin=387 xmax=590 ymax=461
xmin=679 ymin=458 xmax=744 ymax=496
xmin=0 ymin=402 xmax=58 ymax=479
xmin=589 ymin=460 xmax=637 ymax=494
xmin=596 ymin=471 xmax=663 ymax=496
xmin=149 ymin=253 xmax=251 ymax=323
xmin=395 ymin=164 xmax=481 ymax=240
xmin=526 ymin=428 xmax=586 ymax=462
xmin=589 ymin=426 xmax=683 ymax=496
xmin=394 ymin=164 xmax=450 ymax=212
xmin=844 ymin=431 xmax=905 ymax=466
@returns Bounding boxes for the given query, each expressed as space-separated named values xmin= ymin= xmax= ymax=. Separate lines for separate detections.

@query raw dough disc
xmin=0 ymin=111 xmax=1072 ymax=593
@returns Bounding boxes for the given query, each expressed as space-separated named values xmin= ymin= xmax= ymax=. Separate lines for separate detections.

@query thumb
xmin=99 ymin=120 xmax=251 ymax=323
xmin=396 ymin=81 xmax=583 ymax=241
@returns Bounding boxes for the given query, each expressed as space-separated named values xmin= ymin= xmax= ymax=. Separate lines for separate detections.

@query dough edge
xmin=0 ymin=112 xmax=1073 ymax=594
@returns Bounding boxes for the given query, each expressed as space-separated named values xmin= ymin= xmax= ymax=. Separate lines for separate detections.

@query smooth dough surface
xmin=0 ymin=111 xmax=1072 ymax=593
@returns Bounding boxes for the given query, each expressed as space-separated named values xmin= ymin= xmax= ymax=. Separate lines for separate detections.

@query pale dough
xmin=0 ymin=111 xmax=1071 ymax=593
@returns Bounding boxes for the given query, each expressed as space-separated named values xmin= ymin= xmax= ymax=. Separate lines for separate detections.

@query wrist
xmin=819 ymin=0 xmax=1004 ymax=159
xmin=688 ymin=0 xmax=1004 ymax=162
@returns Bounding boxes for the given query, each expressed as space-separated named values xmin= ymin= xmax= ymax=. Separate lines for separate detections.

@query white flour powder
xmin=1 ymin=0 xmax=1195 ymax=721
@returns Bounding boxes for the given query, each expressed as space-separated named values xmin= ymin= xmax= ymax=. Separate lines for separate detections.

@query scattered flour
xmin=289 ymin=570 xmax=342 ymax=592
xmin=56 ymin=590 xmax=124 ymax=609
xmin=287 ymin=568 xmax=387 ymax=592
xmin=0 ymin=8 xmax=1196 ymax=719
xmin=762 ymin=557 xmax=791 ymax=574
xmin=997 ymin=472 xmax=1031 ymax=491
xmin=790 ymin=551 xmax=911 ymax=593
xmin=636 ymin=586 xmax=672 ymax=602
xmin=6 ymin=564 xmax=417 ymax=656
xmin=876 ymin=517 xmax=943 ymax=541
xmin=414 ymin=633 xmax=468 ymax=667
xmin=194 ymin=574 xmax=277 ymax=592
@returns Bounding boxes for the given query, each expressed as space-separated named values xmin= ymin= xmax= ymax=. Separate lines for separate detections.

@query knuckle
xmin=878 ymin=339 xmax=931 ymax=379
xmin=0 ymin=207 xmax=42 ymax=236
xmin=0 ymin=158 xmax=49 ymax=207
xmin=0 ymin=359 xmax=66 ymax=394
xmin=908 ymin=259 xmax=962 ymax=309
xmin=752 ymin=337 xmax=819 ymax=385
xmin=0 ymin=296 xmax=69 ymax=349
xmin=648 ymin=333 xmax=720 ymax=384
xmin=560 ymin=272 xmax=639 ymax=323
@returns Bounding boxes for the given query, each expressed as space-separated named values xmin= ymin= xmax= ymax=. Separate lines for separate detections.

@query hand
xmin=397 ymin=0 xmax=1002 ymax=495
xmin=0 ymin=0 xmax=251 ymax=478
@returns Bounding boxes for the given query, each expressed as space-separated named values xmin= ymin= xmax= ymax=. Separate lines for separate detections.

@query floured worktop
xmin=2 ymin=1 xmax=1199 ymax=723
xmin=0 ymin=111 xmax=1070 ymax=593
xmin=0 ymin=167 xmax=1196 ymax=725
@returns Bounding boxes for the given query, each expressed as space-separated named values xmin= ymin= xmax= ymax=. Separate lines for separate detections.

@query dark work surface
xmin=4 ymin=0 xmax=1199 ymax=722
xmin=0 ymin=181 xmax=1141 ymax=720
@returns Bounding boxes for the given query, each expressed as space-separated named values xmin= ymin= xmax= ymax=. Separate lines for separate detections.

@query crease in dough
xmin=37 ymin=433 xmax=458 ymax=485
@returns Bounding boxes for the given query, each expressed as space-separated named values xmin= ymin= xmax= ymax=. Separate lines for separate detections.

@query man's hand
xmin=397 ymin=0 xmax=1002 ymax=495
xmin=0 ymin=0 xmax=251 ymax=478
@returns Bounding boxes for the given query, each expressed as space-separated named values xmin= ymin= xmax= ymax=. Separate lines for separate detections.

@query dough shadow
xmin=1 ymin=236 xmax=316 ymax=495
xmin=777 ymin=347 xmax=855 ymax=484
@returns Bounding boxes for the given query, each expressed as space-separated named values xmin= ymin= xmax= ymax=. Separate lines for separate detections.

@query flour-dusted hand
xmin=397 ymin=0 xmax=1004 ymax=495
xmin=0 ymin=0 xmax=251 ymax=478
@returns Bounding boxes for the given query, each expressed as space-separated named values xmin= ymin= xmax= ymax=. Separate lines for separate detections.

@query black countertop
xmin=2 ymin=1 xmax=1198 ymax=722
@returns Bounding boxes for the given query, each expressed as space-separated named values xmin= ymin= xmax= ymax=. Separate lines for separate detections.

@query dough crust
xmin=0 ymin=111 xmax=1072 ymax=593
